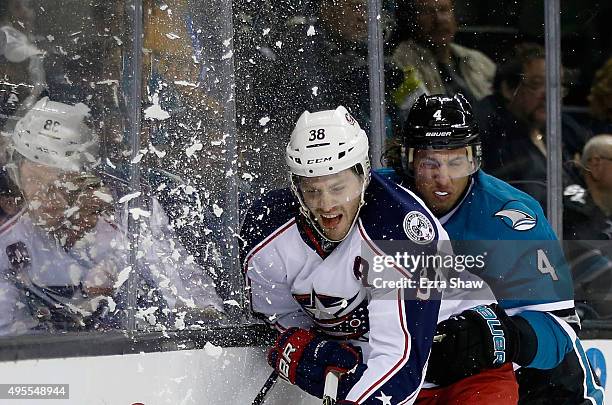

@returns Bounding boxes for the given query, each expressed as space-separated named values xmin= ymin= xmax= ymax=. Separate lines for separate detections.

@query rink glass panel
xmin=0 ymin=0 xmax=610 ymax=348
xmin=0 ymin=0 xmax=242 ymax=338
xmin=0 ymin=1 xmax=137 ymax=336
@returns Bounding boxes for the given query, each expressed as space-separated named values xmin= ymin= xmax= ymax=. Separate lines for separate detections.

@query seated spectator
xmin=473 ymin=42 xmax=589 ymax=209
xmin=587 ymin=57 xmax=612 ymax=135
xmin=392 ymin=0 xmax=495 ymax=118
xmin=0 ymin=97 xmax=223 ymax=336
xmin=563 ymin=134 xmax=612 ymax=319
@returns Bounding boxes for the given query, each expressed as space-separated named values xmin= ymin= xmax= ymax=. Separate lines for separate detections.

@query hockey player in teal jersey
xmin=383 ymin=93 xmax=604 ymax=404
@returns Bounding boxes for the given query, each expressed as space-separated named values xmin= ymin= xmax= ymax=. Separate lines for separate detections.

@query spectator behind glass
xmin=0 ymin=97 xmax=223 ymax=336
xmin=0 ymin=0 xmax=43 ymax=129
xmin=563 ymin=134 xmax=612 ymax=319
xmin=473 ymin=42 xmax=589 ymax=210
xmin=588 ymin=57 xmax=612 ymax=135
xmin=391 ymin=0 xmax=495 ymax=119
xmin=237 ymin=0 xmax=402 ymax=190
xmin=284 ymin=0 xmax=401 ymax=138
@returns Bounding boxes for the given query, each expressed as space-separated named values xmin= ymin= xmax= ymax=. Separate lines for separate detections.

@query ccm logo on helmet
xmin=307 ymin=157 xmax=332 ymax=164
xmin=425 ymin=131 xmax=451 ymax=137
xmin=278 ymin=343 xmax=297 ymax=380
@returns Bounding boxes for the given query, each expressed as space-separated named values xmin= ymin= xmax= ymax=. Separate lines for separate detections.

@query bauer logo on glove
xmin=472 ymin=304 xmax=507 ymax=364
xmin=426 ymin=303 xmax=520 ymax=386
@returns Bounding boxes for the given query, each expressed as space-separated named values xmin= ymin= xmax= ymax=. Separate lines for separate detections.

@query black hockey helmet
xmin=402 ymin=93 xmax=481 ymax=175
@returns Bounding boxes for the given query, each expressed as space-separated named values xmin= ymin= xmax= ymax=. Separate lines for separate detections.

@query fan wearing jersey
xmin=384 ymin=93 xmax=604 ymax=404
xmin=241 ymin=106 xmax=504 ymax=404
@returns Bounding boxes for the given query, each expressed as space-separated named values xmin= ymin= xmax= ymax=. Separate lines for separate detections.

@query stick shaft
xmin=252 ymin=371 xmax=278 ymax=405
xmin=322 ymin=371 xmax=340 ymax=405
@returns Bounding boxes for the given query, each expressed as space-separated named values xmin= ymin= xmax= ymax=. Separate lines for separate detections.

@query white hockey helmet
xmin=286 ymin=106 xmax=371 ymax=242
xmin=11 ymin=97 xmax=98 ymax=172
xmin=286 ymin=105 xmax=370 ymax=179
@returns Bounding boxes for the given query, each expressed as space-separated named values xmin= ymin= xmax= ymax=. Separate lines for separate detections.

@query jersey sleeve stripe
xmin=242 ymin=217 xmax=296 ymax=274
xmin=505 ymin=300 xmax=575 ymax=316
xmin=355 ymin=288 xmax=412 ymax=403
xmin=573 ymin=338 xmax=605 ymax=404
xmin=0 ymin=206 xmax=26 ymax=237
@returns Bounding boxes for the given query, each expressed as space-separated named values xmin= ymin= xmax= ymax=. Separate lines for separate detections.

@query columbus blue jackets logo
xmin=293 ymin=289 xmax=369 ymax=339
xmin=403 ymin=211 xmax=435 ymax=244
xmin=494 ymin=201 xmax=537 ymax=231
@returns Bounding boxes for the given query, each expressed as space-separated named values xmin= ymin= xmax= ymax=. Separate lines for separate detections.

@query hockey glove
xmin=267 ymin=328 xmax=362 ymax=398
xmin=426 ymin=304 xmax=520 ymax=386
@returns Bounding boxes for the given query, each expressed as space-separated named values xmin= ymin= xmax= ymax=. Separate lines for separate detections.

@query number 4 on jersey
xmin=537 ymin=249 xmax=559 ymax=280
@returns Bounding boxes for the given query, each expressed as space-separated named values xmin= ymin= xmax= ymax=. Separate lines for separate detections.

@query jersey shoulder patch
xmin=360 ymin=171 xmax=438 ymax=244
xmin=494 ymin=200 xmax=538 ymax=231
xmin=474 ymin=172 xmax=551 ymax=238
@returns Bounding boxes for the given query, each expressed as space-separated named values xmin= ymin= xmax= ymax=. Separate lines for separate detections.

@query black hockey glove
xmin=425 ymin=304 xmax=521 ymax=387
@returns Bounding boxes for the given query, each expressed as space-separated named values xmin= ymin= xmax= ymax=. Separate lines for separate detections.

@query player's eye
xmin=449 ymin=159 xmax=465 ymax=167
xmin=302 ymin=188 xmax=319 ymax=195
xmin=420 ymin=160 xmax=439 ymax=169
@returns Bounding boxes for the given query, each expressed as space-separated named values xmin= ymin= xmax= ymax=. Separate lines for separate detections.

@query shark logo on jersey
xmin=403 ymin=211 xmax=435 ymax=244
xmin=494 ymin=201 xmax=537 ymax=231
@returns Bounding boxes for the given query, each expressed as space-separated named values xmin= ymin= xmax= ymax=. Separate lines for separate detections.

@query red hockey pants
xmin=416 ymin=364 xmax=519 ymax=405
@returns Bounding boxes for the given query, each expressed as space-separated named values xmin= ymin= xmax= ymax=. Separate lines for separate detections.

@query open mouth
xmin=320 ymin=213 xmax=343 ymax=229
xmin=434 ymin=191 xmax=449 ymax=197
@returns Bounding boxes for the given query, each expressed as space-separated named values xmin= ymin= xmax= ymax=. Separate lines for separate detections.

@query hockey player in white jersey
xmin=0 ymin=97 xmax=223 ymax=335
xmin=241 ymin=106 xmax=507 ymax=404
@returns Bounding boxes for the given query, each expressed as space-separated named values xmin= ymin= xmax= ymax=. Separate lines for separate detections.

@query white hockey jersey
xmin=0 ymin=195 xmax=223 ymax=335
xmin=241 ymin=172 xmax=494 ymax=404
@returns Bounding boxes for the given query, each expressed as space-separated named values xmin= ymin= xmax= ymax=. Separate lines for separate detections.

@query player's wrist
xmin=509 ymin=314 xmax=537 ymax=366
xmin=336 ymin=363 xmax=366 ymax=400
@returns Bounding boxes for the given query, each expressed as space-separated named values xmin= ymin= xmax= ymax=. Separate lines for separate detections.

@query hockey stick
xmin=253 ymin=369 xmax=340 ymax=405
xmin=322 ymin=371 xmax=341 ymax=405
xmin=251 ymin=371 xmax=278 ymax=405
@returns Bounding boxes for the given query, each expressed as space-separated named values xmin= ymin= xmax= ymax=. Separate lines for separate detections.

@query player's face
xmin=507 ymin=58 xmax=550 ymax=130
xmin=19 ymin=160 xmax=112 ymax=248
xmin=298 ymin=168 xmax=364 ymax=240
xmin=413 ymin=148 xmax=472 ymax=216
